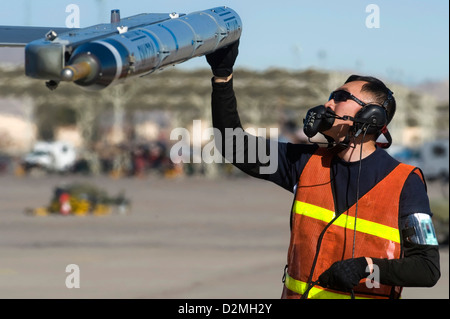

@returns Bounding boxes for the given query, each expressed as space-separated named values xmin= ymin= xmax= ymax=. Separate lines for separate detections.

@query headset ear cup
xmin=353 ymin=105 xmax=388 ymax=135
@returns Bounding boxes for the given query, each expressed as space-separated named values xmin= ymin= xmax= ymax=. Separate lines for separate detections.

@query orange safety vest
xmin=282 ymin=148 xmax=421 ymax=299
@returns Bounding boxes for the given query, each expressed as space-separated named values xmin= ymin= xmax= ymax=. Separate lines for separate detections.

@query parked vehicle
xmin=419 ymin=139 xmax=449 ymax=181
xmin=22 ymin=141 xmax=77 ymax=173
xmin=389 ymin=139 xmax=449 ymax=181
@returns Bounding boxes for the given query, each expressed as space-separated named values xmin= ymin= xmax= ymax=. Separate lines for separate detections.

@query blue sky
xmin=0 ymin=0 xmax=448 ymax=85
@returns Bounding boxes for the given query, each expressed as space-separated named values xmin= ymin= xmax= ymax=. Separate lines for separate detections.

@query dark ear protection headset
xmin=352 ymin=103 xmax=388 ymax=136
xmin=303 ymin=89 xmax=394 ymax=149
xmin=352 ymin=89 xmax=392 ymax=137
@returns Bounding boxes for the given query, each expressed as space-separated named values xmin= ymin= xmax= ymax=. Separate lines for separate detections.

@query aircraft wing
xmin=0 ymin=26 xmax=72 ymax=47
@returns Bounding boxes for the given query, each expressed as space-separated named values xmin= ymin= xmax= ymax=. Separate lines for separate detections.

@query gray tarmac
xmin=0 ymin=173 xmax=448 ymax=299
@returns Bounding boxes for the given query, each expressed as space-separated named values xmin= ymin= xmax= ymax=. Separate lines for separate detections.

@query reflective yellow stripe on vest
xmin=293 ymin=201 xmax=400 ymax=243
xmin=284 ymin=273 xmax=371 ymax=299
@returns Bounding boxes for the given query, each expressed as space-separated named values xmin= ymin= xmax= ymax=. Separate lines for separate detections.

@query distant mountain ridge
xmin=1 ymin=47 xmax=448 ymax=104
xmin=415 ymin=80 xmax=449 ymax=103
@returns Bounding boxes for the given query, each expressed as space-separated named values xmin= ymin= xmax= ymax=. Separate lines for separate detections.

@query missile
xmin=60 ymin=62 xmax=92 ymax=82
xmin=24 ymin=6 xmax=242 ymax=90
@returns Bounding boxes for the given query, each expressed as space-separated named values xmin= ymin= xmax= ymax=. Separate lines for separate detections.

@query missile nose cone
xmin=61 ymin=68 xmax=75 ymax=81
xmin=60 ymin=61 xmax=92 ymax=82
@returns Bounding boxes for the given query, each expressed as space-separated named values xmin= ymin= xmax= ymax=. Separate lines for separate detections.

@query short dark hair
xmin=345 ymin=75 xmax=396 ymax=124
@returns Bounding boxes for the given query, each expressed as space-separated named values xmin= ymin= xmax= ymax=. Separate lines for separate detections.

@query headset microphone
xmin=303 ymin=105 xmax=336 ymax=138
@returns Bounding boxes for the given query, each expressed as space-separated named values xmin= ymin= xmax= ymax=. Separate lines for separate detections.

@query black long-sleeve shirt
xmin=211 ymin=78 xmax=440 ymax=288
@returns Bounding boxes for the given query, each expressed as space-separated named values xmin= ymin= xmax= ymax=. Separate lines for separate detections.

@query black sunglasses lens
xmin=330 ymin=90 xmax=349 ymax=102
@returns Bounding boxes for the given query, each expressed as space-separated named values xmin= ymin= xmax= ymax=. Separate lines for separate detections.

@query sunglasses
xmin=328 ymin=90 xmax=367 ymax=107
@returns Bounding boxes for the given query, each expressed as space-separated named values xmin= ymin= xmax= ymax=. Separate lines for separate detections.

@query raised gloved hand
xmin=318 ymin=257 xmax=369 ymax=291
xmin=205 ymin=39 xmax=239 ymax=77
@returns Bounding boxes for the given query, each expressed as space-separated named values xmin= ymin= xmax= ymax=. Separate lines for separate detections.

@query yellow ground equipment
xmin=27 ymin=182 xmax=131 ymax=216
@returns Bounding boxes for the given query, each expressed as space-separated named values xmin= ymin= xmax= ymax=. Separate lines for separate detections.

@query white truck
xmin=418 ymin=139 xmax=449 ymax=181
xmin=22 ymin=141 xmax=77 ymax=173
xmin=389 ymin=139 xmax=449 ymax=181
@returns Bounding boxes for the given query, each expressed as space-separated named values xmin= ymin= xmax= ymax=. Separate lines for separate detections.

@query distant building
xmin=0 ymin=66 xmax=448 ymax=156
xmin=0 ymin=97 xmax=36 ymax=155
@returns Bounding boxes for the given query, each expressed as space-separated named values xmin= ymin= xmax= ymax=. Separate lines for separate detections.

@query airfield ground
xmin=0 ymin=173 xmax=447 ymax=299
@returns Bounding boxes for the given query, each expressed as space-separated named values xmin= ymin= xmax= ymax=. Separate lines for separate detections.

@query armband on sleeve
xmin=400 ymin=213 xmax=439 ymax=246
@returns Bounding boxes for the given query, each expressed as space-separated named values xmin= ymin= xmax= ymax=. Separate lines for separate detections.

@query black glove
xmin=318 ymin=257 xmax=369 ymax=291
xmin=205 ymin=39 xmax=239 ymax=77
